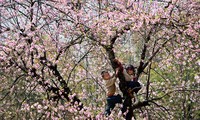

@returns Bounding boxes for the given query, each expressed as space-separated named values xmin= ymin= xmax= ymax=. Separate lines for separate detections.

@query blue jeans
xmin=127 ymin=81 xmax=141 ymax=93
xmin=105 ymin=94 xmax=122 ymax=116
xmin=121 ymin=81 xmax=141 ymax=114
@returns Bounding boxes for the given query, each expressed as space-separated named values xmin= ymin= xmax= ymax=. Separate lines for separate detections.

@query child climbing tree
xmin=0 ymin=0 xmax=199 ymax=120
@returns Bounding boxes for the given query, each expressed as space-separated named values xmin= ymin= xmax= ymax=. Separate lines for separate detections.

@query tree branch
xmin=66 ymin=46 xmax=93 ymax=85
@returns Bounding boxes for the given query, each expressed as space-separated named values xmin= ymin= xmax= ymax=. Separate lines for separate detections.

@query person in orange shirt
xmin=101 ymin=70 xmax=122 ymax=116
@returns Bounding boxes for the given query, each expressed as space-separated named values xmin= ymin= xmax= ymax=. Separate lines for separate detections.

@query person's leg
xmin=128 ymin=81 xmax=142 ymax=103
xmin=105 ymin=95 xmax=123 ymax=116
xmin=105 ymin=103 xmax=111 ymax=116
xmin=115 ymin=94 xmax=122 ymax=103
xmin=121 ymin=96 xmax=131 ymax=113
xmin=133 ymin=81 xmax=142 ymax=94
xmin=105 ymin=96 xmax=116 ymax=116
xmin=127 ymin=81 xmax=135 ymax=98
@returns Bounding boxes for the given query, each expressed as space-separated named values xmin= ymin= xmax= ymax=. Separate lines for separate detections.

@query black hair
xmin=126 ymin=64 xmax=135 ymax=70
xmin=126 ymin=64 xmax=136 ymax=74
xmin=101 ymin=70 xmax=108 ymax=76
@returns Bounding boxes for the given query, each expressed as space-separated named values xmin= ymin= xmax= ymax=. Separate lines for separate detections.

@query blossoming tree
xmin=0 ymin=0 xmax=199 ymax=119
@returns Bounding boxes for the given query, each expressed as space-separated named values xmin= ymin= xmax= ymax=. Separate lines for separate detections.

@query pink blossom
xmin=193 ymin=49 xmax=200 ymax=52
xmin=194 ymin=75 xmax=200 ymax=83
xmin=175 ymin=53 xmax=182 ymax=58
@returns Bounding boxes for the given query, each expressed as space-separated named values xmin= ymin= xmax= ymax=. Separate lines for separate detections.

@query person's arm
xmin=113 ymin=59 xmax=124 ymax=77
xmin=115 ymin=67 xmax=120 ymax=77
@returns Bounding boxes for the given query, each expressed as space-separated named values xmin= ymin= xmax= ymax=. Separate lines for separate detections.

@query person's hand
xmin=113 ymin=59 xmax=120 ymax=64
xmin=127 ymin=88 xmax=133 ymax=93
xmin=127 ymin=88 xmax=134 ymax=98
xmin=115 ymin=68 xmax=120 ymax=76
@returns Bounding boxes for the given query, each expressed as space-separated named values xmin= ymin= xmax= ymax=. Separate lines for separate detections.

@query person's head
xmin=101 ymin=70 xmax=111 ymax=80
xmin=126 ymin=64 xmax=135 ymax=75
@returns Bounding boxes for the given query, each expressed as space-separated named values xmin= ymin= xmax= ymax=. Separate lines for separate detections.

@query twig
xmin=66 ymin=46 xmax=93 ymax=85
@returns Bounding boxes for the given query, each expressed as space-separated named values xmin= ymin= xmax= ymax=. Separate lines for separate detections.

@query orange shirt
xmin=104 ymin=76 xmax=116 ymax=97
